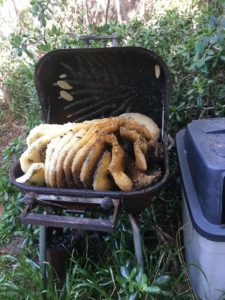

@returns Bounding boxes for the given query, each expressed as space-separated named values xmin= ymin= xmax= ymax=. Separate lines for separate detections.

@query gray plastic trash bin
xmin=176 ymin=118 xmax=225 ymax=300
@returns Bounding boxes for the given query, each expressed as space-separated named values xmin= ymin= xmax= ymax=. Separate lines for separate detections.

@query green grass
xmin=0 ymin=149 xmax=196 ymax=299
xmin=0 ymin=206 xmax=196 ymax=299
xmin=0 ymin=138 xmax=193 ymax=299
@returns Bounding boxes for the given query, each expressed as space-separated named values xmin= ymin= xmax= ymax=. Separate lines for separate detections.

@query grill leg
xmin=128 ymin=214 xmax=144 ymax=267
xmin=39 ymin=225 xmax=47 ymax=298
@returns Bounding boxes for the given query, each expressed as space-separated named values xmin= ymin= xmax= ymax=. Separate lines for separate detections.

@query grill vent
xmin=35 ymin=47 xmax=170 ymax=131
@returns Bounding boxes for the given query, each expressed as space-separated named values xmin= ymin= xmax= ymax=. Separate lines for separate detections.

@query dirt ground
xmin=0 ymin=101 xmax=24 ymax=218
xmin=0 ymin=102 xmax=24 ymax=165
xmin=0 ymin=101 xmax=25 ymax=253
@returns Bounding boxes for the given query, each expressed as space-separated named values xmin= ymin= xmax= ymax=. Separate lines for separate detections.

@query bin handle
xmin=79 ymin=34 xmax=118 ymax=48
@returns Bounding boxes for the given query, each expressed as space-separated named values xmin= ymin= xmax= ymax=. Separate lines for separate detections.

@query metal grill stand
xmin=129 ymin=214 xmax=144 ymax=267
xmin=21 ymin=194 xmax=111 ymax=287
xmin=39 ymin=224 xmax=47 ymax=294
xmin=11 ymin=35 xmax=172 ymax=295
xmin=20 ymin=193 xmax=145 ymax=293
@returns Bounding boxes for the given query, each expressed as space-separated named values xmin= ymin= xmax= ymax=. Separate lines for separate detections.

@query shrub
xmin=1 ymin=1 xmax=224 ymax=131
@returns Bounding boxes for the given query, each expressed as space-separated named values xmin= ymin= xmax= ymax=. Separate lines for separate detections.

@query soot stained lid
xmin=34 ymin=47 xmax=171 ymax=132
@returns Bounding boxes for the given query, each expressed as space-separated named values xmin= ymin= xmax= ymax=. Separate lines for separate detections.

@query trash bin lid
xmin=178 ymin=118 xmax=225 ymax=225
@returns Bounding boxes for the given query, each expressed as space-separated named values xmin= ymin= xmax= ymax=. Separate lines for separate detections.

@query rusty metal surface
xmin=20 ymin=193 xmax=121 ymax=233
xmin=36 ymin=194 xmax=111 ymax=205
xmin=21 ymin=213 xmax=115 ymax=232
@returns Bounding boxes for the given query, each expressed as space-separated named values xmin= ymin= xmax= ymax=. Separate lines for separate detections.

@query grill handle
xmin=79 ymin=34 xmax=118 ymax=48
xmin=20 ymin=193 xmax=121 ymax=233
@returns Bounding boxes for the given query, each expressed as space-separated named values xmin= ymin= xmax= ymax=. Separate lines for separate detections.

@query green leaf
xmin=155 ymin=275 xmax=171 ymax=286
xmin=129 ymin=293 xmax=137 ymax=300
xmin=120 ymin=266 xmax=129 ymax=279
xmin=51 ymin=25 xmax=57 ymax=35
xmin=220 ymin=18 xmax=225 ymax=29
xmin=209 ymin=35 xmax=217 ymax=44
xmin=24 ymin=49 xmax=34 ymax=59
xmin=141 ymin=273 xmax=148 ymax=286
xmin=195 ymin=59 xmax=205 ymax=68
xmin=161 ymin=290 xmax=173 ymax=298
xmin=189 ymin=62 xmax=196 ymax=71
xmin=129 ymin=268 xmax=137 ymax=280
xmin=15 ymin=48 xmax=22 ymax=57
xmin=207 ymin=49 xmax=214 ymax=55
xmin=117 ymin=275 xmax=126 ymax=285
xmin=209 ymin=16 xmax=218 ymax=28
xmin=135 ymin=267 xmax=143 ymax=283
xmin=199 ymin=64 xmax=208 ymax=74
xmin=220 ymin=56 xmax=225 ymax=62
xmin=205 ymin=56 xmax=214 ymax=61
xmin=195 ymin=42 xmax=205 ymax=54
xmin=186 ymin=89 xmax=194 ymax=95
xmin=207 ymin=79 xmax=214 ymax=84
xmin=129 ymin=283 xmax=134 ymax=293
xmin=38 ymin=13 xmax=46 ymax=27
xmin=143 ymin=285 xmax=161 ymax=294
xmin=10 ymin=33 xmax=23 ymax=48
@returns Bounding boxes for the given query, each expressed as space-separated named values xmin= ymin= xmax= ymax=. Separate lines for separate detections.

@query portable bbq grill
xmin=10 ymin=35 xmax=172 ymax=290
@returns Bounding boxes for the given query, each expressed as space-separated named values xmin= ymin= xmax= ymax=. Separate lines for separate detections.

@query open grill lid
xmin=35 ymin=47 xmax=171 ymax=133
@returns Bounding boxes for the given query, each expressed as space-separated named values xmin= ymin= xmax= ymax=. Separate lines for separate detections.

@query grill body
xmin=10 ymin=46 xmax=171 ymax=213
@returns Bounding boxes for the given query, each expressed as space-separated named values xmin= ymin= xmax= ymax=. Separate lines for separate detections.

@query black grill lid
xmin=35 ymin=47 xmax=171 ymax=132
